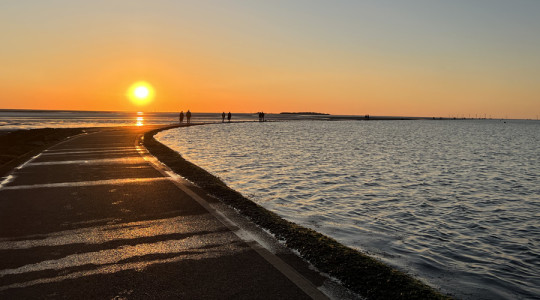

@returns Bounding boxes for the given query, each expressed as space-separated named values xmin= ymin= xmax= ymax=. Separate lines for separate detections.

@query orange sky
xmin=1 ymin=1 xmax=539 ymax=118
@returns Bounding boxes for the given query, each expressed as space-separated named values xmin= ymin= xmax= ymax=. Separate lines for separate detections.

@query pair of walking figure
xmin=179 ymin=110 xmax=191 ymax=124
xmin=222 ymin=112 xmax=232 ymax=123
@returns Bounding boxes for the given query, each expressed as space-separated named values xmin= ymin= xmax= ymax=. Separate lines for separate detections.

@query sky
xmin=1 ymin=0 xmax=539 ymax=118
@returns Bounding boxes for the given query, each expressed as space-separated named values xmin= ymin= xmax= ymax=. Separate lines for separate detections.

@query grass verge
xmin=0 ymin=128 xmax=87 ymax=177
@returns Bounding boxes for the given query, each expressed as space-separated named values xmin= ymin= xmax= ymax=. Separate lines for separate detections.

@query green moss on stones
xmin=143 ymin=126 xmax=452 ymax=300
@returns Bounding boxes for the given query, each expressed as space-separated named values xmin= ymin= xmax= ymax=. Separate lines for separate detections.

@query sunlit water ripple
xmin=157 ymin=120 xmax=540 ymax=299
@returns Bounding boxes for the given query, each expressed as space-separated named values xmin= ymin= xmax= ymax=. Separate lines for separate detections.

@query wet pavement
xmin=0 ymin=126 xmax=334 ymax=299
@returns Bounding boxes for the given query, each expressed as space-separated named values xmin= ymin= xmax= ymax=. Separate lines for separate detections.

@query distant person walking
xmin=222 ymin=112 xmax=226 ymax=123
xmin=261 ymin=111 xmax=265 ymax=122
xmin=186 ymin=110 xmax=192 ymax=124
xmin=179 ymin=111 xmax=184 ymax=123
xmin=227 ymin=112 xmax=232 ymax=123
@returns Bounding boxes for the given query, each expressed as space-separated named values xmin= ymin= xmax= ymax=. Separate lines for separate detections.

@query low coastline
xmin=1 ymin=125 xmax=451 ymax=299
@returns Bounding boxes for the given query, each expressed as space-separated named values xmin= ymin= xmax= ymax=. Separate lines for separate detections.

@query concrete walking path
xmin=0 ymin=126 xmax=333 ymax=299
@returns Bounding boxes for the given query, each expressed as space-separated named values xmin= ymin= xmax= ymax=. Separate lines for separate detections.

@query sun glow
xmin=127 ymin=81 xmax=154 ymax=106
xmin=134 ymin=86 xmax=149 ymax=98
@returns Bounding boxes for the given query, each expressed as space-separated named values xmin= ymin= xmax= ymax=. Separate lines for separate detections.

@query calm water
xmin=157 ymin=120 xmax=540 ymax=300
xmin=0 ymin=110 xmax=326 ymax=131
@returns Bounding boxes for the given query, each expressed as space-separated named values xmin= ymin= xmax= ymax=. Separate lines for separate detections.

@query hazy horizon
xmin=5 ymin=108 xmax=538 ymax=120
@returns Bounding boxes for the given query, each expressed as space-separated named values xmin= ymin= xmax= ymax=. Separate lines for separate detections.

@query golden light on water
xmin=136 ymin=111 xmax=144 ymax=126
xmin=127 ymin=81 xmax=154 ymax=106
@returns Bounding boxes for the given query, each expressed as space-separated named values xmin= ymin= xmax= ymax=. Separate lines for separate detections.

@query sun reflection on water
xmin=136 ymin=112 xmax=144 ymax=126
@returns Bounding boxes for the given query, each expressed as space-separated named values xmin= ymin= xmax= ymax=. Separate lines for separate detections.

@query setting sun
xmin=127 ymin=81 xmax=154 ymax=106
xmin=134 ymin=86 xmax=149 ymax=99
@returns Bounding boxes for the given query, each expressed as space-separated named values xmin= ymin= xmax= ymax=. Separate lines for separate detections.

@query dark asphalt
xmin=0 ymin=126 xmax=335 ymax=299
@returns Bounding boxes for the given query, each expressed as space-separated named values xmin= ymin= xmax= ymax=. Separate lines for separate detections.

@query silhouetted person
xmin=179 ymin=111 xmax=184 ymax=123
xmin=227 ymin=112 xmax=231 ymax=123
xmin=186 ymin=110 xmax=192 ymax=124
xmin=261 ymin=112 xmax=265 ymax=122
xmin=222 ymin=112 xmax=226 ymax=123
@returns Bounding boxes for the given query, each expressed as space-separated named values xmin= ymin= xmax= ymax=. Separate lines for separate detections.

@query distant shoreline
xmin=2 ymin=109 xmax=532 ymax=121
xmin=280 ymin=112 xmax=330 ymax=115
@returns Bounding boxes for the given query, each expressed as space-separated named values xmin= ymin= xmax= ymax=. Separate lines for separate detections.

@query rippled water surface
xmin=157 ymin=120 xmax=540 ymax=299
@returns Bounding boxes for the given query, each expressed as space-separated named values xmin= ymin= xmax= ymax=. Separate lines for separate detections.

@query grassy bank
xmin=143 ymin=125 xmax=452 ymax=300
xmin=0 ymin=128 xmax=88 ymax=177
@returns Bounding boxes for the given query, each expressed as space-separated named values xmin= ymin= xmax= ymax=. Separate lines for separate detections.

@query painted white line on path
xmin=0 ymin=214 xmax=195 ymax=249
xmin=45 ymin=146 xmax=135 ymax=153
xmin=26 ymin=157 xmax=144 ymax=166
xmin=0 ymin=175 xmax=15 ymax=190
xmin=41 ymin=149 xmax=138 ymax=156
xmin=16 ymin=154 xmax=42 ymax=170
xmin=136 ymin=134 xmax=329 ymax=300
xmin=0 ymin=249 xmax=229 ymax=292
xmin=0 ymin=177 xmax=169 ymax=190
xmin=48 ymin=143 xmax=133 ymax=150
xmin=0 ymin=132 xmax=91 ymax=191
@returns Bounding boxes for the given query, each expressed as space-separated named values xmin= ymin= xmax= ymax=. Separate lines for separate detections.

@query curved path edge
xmin=144 ymin=124 xmax=452 ymax=300
xmin=135 ymin=126 xmax=330 ymax=300
xmin=0 ymin=125 xmax=332 ymax=299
